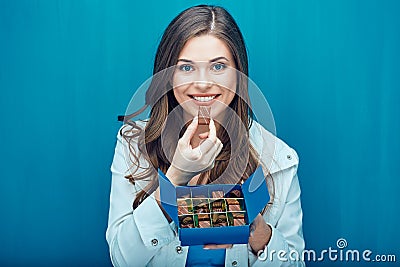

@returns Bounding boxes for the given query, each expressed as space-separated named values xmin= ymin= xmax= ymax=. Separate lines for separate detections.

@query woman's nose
xmin=193 ymin=66 xmax=213 ymax=90
xmin=194 ymin=80 xmax=213 ymax=90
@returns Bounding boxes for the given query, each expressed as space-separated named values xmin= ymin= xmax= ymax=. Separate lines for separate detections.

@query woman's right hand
xmin=166 ymin=116 xmax=223 ymax=185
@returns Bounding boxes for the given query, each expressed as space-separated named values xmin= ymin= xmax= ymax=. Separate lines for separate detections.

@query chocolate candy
xmin=233 ymin=212 xmax=245 ymax=219
xmin=178 ymin=206 xmax=189 ymax=215
xmin=177 ymin=199 xmax=186 ymax=206
xmin=197 ymin=214 xmax=210 ymax=220
xmin=211 ymin=190 xmax=224 ymax=198
xmin=198 ymin=220 xmax=211 ymax=228
xmin=196 ymin=214 xmax=212 ymax=228
xmin=198 ymin=106 xmax=211 ymax=125
xmin=213 ymin=208 xmax=224 ymax=212
xmin=177 ymin=199 xmax=193 ymax=214
xmin=212 ymin=213 xmax=228 ymax=227
xmin=211 ymin=199 xmax=226 ymax=212
xmin=226 ymin=199 xmax=240 ymax=205
xmin=228 ymin=189 xmax=243 ymax=198
xmin=226 ymin=198 xmax=243 ymax=211
xmin=228 ymin=204 xmax=241 ymax=212
xmin=197 ymin=205 xmax=209 ymax=213
xmin=233 ymin=218 xmax=245 ymax=226
xmin=180 ymin=215 xmax=194 ymax=228
xmin=177 ymin=188 xmax=249 ymax=230
xmin=232 ymin=211 xmax=246 ymax=226
xmin=193 ymin=199 xmax=210 ymax=213
xmin=227 ymin=212 xmax=246 ymax=226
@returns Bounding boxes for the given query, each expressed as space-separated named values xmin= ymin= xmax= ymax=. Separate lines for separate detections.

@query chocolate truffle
xmin=179 ymin=215 xmax=194 ymax=228
xmin=212 ymin=213 xmax=228 ymax=227
xmin=211 ymin=199 xmax=226 ymax=212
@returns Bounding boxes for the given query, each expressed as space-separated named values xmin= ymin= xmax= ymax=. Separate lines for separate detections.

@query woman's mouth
xmin=190 ymin=94 xmax=220 ymax=103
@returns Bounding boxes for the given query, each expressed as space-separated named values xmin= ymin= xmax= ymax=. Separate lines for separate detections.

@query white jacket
xmin=106 ymin=121 xmax=305 ymax=266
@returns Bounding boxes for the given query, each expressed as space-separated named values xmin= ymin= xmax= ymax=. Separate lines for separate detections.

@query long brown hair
xmin=121 ymin=5 xmax=263 ymax=209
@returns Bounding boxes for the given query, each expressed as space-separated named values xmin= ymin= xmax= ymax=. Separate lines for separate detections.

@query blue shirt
xmin=186 ymin=245 xmax=226 ymax=267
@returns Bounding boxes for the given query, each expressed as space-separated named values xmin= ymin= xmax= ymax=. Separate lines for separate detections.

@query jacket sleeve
xmin=248 ymin=168 xmax=305 ymax=266
xmin=105 ymin=131 xmax=176 ymax=267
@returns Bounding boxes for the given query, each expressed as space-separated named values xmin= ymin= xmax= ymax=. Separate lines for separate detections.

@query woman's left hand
xmin=248 ymin=214 xmax=272 ymax=254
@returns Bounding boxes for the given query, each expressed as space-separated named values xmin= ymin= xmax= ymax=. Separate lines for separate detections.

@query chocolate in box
xmin=158 ymin=166 xmax=269 ymax=246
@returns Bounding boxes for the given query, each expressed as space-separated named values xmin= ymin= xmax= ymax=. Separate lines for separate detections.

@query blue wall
xmin=1 ymin=0 xmax=399 ymax=266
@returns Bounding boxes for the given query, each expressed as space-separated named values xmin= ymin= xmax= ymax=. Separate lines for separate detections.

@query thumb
xmin=180 ymin=117 xmax=198 ymax=145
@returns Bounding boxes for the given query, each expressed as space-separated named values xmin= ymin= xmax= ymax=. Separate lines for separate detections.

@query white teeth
xmin=192 ymin=95 xmax=216 ymax=102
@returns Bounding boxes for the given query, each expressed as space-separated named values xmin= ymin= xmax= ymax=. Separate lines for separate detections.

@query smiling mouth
xmin=190 ymin=94 xmax=221 ymax=102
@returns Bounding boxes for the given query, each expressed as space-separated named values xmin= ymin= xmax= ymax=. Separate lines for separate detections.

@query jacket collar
xmin=249 ymin=122 xmax=298 ymax=175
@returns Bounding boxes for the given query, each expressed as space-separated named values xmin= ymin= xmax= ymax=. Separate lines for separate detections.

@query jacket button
xmin=176 ymin=246 xmax=183 ymax=254
xmin=287 ymin=154 xmax=292 ymax=160
xmin=151 ymin=239 xmax=158 ymax=246
xmin=232 ymin=260 xmax=238 ymax=266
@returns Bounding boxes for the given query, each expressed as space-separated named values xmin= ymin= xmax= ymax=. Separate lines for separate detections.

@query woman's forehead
xmin=178 ymin=35 xmax=233 ymax=62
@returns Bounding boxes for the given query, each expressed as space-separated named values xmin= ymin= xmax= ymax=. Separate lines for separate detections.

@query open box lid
xmin=158 ymin=169 xmax=179 ymax=225
xmin=241 ymin=166 xmax=269 ymax=222
xmin=158 ymin=166 xmax=269 ymax=226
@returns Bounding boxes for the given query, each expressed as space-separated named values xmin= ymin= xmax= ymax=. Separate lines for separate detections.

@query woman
xmin=106 ymin=5 xmax=305 ymax=267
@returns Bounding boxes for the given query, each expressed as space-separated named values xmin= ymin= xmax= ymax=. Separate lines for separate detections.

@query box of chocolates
xmin=158 ymin=166 xmax=269 ymax=246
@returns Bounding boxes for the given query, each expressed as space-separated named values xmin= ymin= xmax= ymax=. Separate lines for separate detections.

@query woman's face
xmin=172 ymin=34 xmax=237 ymax=119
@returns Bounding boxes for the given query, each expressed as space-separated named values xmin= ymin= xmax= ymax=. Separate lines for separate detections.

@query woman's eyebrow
xmin=210 ymin=56 xmax=229 ymax=62
xmin=177 ymin=58 xmax=194 ymax=63
xmin=177 ymin=57 xmax=230 ymax=63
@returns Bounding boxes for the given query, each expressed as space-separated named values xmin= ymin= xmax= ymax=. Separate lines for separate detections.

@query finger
xmin=180 ymin=117 xmax=198 ymax=145
xmin=198 ymin=132 xmax=209 ymax=139
xmin=207 ymin=139 xmax=223 ymax=162
xmin=207 ymin=118 xmax=217 ymax=141
xmin=199 ymin=140 xmax=222 ymax=170
xmin=215 ymin=139 xmax=223 ymax=157
xmin=198 ymin=138 xmax=215 ymax=154
xmin=202 ymin=138 xmax=222 ymax=157
xmin=196 ymin=119 xmax=217 ymax=153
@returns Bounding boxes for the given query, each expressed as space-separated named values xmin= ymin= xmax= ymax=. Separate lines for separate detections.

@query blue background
xmin=1 ymin=0 xmax=399 ymax=266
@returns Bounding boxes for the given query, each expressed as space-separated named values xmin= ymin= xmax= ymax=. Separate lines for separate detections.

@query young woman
xmin=106 ymin=5 xmax=305 ymax=267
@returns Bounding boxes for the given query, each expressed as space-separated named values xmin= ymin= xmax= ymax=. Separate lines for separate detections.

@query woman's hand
xmin=166 ymin=116 xmax=223 ymax=185
xmin=248 ymin=214 xmax=272 ymax=254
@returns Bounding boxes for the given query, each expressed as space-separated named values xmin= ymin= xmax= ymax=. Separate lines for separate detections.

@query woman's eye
xmin=179 ymin=64 xmax=194 ymax=72
xmin=212 ymin=63 xmax=226 ymax=72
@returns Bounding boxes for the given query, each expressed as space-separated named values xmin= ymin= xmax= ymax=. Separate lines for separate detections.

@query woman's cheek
xmin=172 ymin=86 xmax=186 ymax=104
